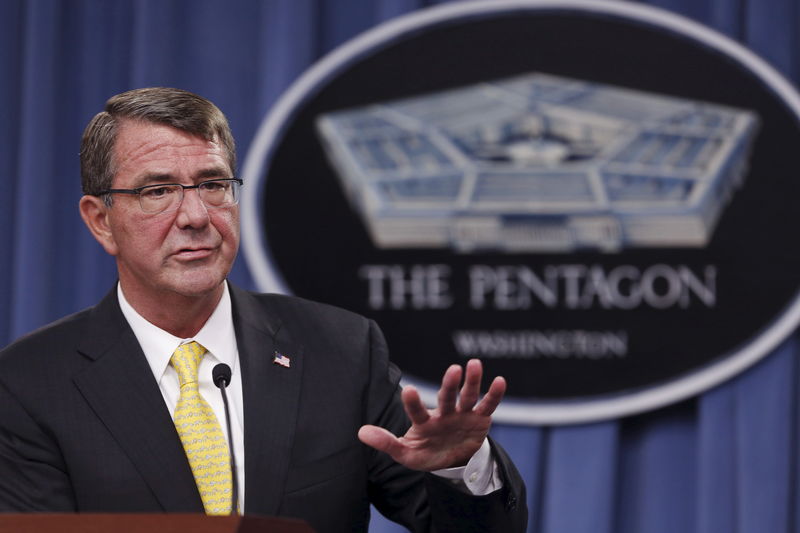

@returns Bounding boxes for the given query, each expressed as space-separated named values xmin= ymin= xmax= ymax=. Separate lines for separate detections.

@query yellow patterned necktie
xmin=171 ymin=341 xmax=233 ymax=515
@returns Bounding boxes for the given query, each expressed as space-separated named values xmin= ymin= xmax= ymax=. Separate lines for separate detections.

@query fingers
xmin=437 ymin=364 xmax=461 ymax=415
xmin=455 ymin=359 xmax=507 ymax=416
xmin=401 ymin=385 xmax=431 ymax=425
xmin=405 ymin=359 xmax=507 ymax=420
xmin=457 ymin=358 xmax=483 ymax=411
xmin=474 ymin=375 xmax=507 ymax=416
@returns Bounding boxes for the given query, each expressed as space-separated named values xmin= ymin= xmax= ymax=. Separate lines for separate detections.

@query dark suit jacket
xmin=0 ymin=284 xmax=526 ymax=532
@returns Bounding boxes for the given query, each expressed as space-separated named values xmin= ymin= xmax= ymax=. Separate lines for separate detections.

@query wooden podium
xmin=0 ymin=514 xmax=315 ymax=533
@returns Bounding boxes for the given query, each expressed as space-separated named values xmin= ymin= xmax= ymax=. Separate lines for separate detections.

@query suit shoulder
xmin=0 ymin=307 xmax=92 ymax=365
xmin=250 ymin=292 xmax=370 ymax=328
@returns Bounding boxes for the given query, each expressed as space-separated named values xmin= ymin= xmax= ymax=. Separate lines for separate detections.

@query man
xmin=0 ymin=88 xmax=526 ymax=532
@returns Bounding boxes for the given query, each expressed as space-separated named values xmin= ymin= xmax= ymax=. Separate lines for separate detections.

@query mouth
xmin=173 ymin=247 xmax=215 ymax=261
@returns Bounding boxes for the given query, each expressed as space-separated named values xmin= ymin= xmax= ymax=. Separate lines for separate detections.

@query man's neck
xmin=119 ymin=282 xmax=225 ymax=338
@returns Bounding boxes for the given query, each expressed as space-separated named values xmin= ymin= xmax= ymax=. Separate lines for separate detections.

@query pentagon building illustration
xmin=315 ymin=73 xmax=759 ymax=253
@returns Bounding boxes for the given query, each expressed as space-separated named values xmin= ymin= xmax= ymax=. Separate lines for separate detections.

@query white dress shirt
xmin=117 ymin=282 xmax=499 ymax=513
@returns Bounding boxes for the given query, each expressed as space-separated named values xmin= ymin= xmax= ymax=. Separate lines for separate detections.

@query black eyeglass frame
xmin=96 ymin=178 xmax=243 ymax=213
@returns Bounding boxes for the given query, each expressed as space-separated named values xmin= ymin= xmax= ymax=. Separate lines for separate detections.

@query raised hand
xmin=358 ymin=358 xmax=506 ymax=471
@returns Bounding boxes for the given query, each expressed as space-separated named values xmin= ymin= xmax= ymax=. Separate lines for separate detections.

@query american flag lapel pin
xmin=273 ymin=351 xmax=291 ymax=368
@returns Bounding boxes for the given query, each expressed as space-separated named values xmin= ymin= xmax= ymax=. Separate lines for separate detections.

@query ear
xmin=79 ymin=195 xmax=119 ymax=256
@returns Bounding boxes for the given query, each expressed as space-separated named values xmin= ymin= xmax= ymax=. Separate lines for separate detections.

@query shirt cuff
xmin=430 ymin=438 xmax=502 ymax=495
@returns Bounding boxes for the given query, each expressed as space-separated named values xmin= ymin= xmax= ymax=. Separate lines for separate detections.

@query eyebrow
xmin=131 ymin=167 xmax=232 ymax=188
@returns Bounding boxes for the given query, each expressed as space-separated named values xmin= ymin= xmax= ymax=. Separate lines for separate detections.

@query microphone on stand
xmin=212 ymin=363 xmax=238 ymax=515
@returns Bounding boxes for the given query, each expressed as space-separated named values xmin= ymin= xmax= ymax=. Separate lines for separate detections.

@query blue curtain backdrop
xmin=2 ymin=1 xmax=800 ymax=532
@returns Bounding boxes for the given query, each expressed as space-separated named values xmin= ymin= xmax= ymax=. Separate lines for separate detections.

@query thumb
xmin=358 ymin=425 xmax=401 ymax=456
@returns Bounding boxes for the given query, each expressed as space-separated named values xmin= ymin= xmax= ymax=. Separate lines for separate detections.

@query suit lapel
xmin=72 ymin=289 xmax=203 ymax=512
xmin=230 ymin=286 xmax=304 ymax=516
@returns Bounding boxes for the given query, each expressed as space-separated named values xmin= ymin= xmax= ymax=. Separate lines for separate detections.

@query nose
xmin=175 ymin=188 xmax=210 ymax=228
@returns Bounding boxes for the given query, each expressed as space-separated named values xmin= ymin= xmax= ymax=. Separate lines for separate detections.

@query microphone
xmin=212 ymin=363 xmax=238 ymax=514
xmin=212 ymin=363 xmax=232 ymax=388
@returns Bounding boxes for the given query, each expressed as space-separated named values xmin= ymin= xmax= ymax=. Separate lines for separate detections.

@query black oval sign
xmin=241 ymin=1 xmax=800 ymax=424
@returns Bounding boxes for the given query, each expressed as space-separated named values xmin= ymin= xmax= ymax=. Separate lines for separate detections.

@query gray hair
xmin=80 ymin=87 xmax=236 ymax=200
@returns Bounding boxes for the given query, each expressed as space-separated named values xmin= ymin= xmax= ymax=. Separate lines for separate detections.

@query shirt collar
xmin=117 ymin=281 xmax=237 ymax=381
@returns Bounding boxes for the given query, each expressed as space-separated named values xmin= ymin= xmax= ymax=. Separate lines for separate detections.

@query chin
xmin=170 ymin=274 xmax=227 ymax=298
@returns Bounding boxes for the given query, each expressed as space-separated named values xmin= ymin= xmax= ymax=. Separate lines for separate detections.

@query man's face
xmin=103 ymin=119 xmax=239 ymax=304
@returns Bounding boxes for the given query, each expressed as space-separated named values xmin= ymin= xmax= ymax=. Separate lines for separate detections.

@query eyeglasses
xmin=98 ymin=178 xmax=243 ymax=214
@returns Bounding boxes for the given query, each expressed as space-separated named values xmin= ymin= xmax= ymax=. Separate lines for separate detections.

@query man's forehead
xmin=112 ymin=120 xmax=229 ymax=183
xmin=114 ymin=119 xmax=221 ymax=157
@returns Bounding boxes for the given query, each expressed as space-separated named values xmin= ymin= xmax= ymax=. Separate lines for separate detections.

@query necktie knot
xmin=170 ymin=341 xmax=206 ymax=388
